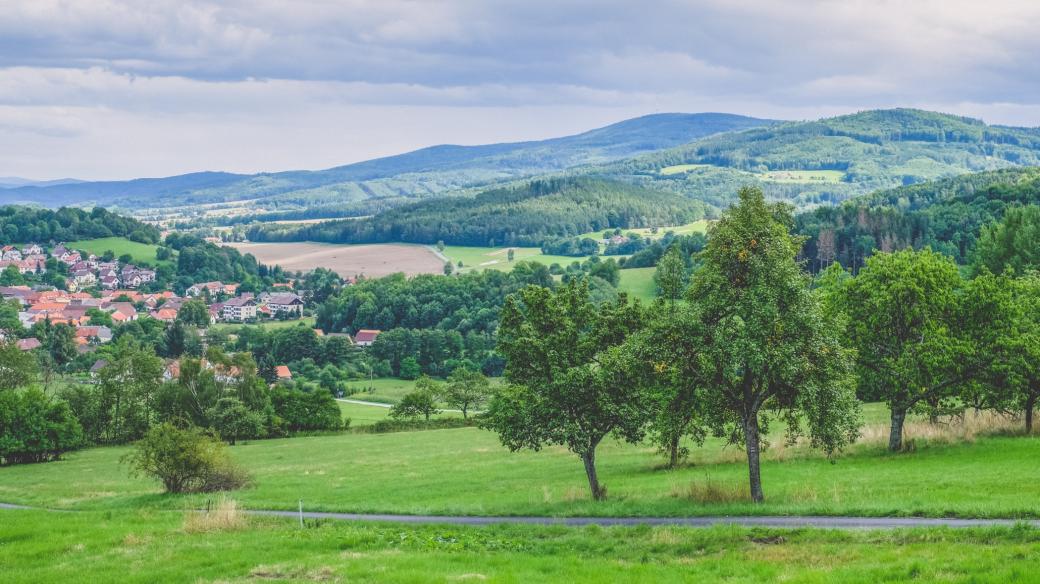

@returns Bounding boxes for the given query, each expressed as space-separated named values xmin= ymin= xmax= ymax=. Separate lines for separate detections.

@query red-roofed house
xmin=354 ymin=329 xmax=381 ymax=347
xmin=274 ymin=365 xmax=292 ymax=382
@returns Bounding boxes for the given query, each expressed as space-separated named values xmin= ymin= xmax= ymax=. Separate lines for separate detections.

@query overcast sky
xmin=3 ymin=0 xmax=1040 ymax=180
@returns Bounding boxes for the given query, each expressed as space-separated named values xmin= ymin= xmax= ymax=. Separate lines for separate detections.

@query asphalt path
xmin=4 ymin=502 xmax=1035 ymax=529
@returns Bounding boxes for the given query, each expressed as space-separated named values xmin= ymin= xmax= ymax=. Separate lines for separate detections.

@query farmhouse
xmin=15 ymin=338 xmax=41 ymax=351
xmin=354 ymin=329 xmax=382 ymax=347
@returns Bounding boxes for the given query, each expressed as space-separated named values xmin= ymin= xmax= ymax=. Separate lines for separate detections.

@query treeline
xmin=316 ymin=265 xmax=555 ymax=337
xmin=795 ymin=167 xmax=1040 ymax=271
xmin=163 ymin=233 xmax=287 ymax=293
xmin=0 ymin=339 xmax=345 ymax=465
xmin=246 ymin=177 xmax=708 ymax=247
xmin=0 ymin=206 xmax=162 ymax=245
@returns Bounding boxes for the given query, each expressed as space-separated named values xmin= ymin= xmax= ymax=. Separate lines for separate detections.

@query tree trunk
xmin=743 ymin=415 xmax=764 ymax=503
xmin=461 ymin=406 xmax=468 ymax=420
xmin=889 ymin=407 xmax=907 ymax=452
xmin=668 ymin=432 xmax=680 ymax=468
xmin=580 ymin=449 xmax=605 ymax=500
xmin=1026 ymin=393 xmax=1037 ymax=434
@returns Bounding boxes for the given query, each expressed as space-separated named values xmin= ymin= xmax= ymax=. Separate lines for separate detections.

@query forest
xmin=795 ymin=167 xmax=1040 ymax=271
xmin=245 ymin=177 xmax=709 ymax=247
xmin=0 ymin=206 xmax=162 ymax=245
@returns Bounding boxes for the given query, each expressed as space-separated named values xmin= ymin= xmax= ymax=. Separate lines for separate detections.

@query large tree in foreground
xmin=665 ymin=187 xmax=860 ymax=502
xmin=482 ymin=279 xmax=648 ymax=500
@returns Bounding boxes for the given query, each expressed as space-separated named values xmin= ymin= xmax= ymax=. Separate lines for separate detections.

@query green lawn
xmin=2 ymin=509 xmax=1038 ymax=584
xmin=337 ymin=400 xmax=392 ymax=425
xmin=441 ymin=245 xmax=590 ymax=273
xmin=1 ymin=403 xmax=1039 ymax=519
xmin=210 ymin=316 xmax=317 ymax=334
xmin=66 ymin=237 xmax=170 ymax=266
xmin=617 ymin=267 xmax=657 ymax=302
xmin=577 ymin=220 xmax=711 ymax=242
xmin=343 ymin=377 xmax=417 ymax=403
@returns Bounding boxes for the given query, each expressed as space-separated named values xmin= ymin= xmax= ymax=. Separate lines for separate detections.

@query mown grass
xmin=1 ymin=404 xmax=1038 ymax=519
xmin=343 ymin=377 xmax=418 ymax=403
xmin=2 ymin=508 xmax=1039 ymax=583
xmin=66 ymin=237 xmax=171 ymax=266
xmin=761 ymin=170 xmax=846 ymax=183
xmin=659 ymin=163 xmax=714 ymax=175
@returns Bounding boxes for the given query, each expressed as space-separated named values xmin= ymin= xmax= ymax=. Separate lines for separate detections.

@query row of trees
xmin=482 ymin=187 xmax=1040 ymax=503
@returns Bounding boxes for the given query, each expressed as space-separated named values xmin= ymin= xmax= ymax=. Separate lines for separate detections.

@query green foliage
xmin=122 ymin=422 xmax=250 ymax=493
xmin=389 ymin=376 xmax=442 ymax=421
xmin=973 ymin=204 xmax=1040 ymax=275
xmin=654 ymin=187 xmax=860 ymax=501
xmin=797 ymin=167 xmax=1040 ymax=271
xmin=0 ymin=206 xmax=161 ymax=245
xmin=0 ymin=264 xmax=24 ymax=286
xmin=838 ymin=249 xmax=1017 ymax=450
xmin=653 ymin=245 xmax=689 ymax=304
xmin=0 ymin=341 xmax=38 ymax=391
xmin=269 ymin=386 xmax=344 ymax=433
xmin=0 ymin=388 xmax=82 ymax=465
xmin=317 ymin=265 xmax=553 ymax=337
xmin=176 ymin=299 xmax=212 ymax=327
xmin=248 ymin=178 xmax=707 ymax=247
xmin=443 ymin=367 xmax=492 ymax=419
xmin=208 ymin=397 xmax=266 ymax=445
xmin=484 ymin=279 xmax=648 ymax=499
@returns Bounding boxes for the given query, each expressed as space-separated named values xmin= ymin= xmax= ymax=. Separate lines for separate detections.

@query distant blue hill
xmin=0 ymin=113 xmax=775 ymax=209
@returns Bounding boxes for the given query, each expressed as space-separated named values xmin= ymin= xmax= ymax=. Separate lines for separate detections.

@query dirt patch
xmin=226 ymin=242 xmax=443 ymax=278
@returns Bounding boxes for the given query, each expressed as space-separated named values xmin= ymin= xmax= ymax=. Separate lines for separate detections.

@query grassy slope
xmin=617 ymin=267 xmax=657 ymax=302
xmin=66 ymin=237 xmax=169 ymax=266
xmin=2 ymin=404 xmax=1039 ymax=518
xmin=2 ymin=509 xmax=1037 ymax=584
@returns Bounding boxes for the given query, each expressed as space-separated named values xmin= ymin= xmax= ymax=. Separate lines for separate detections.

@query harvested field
xmin=225 ymin=242 xmax=443 ymax=278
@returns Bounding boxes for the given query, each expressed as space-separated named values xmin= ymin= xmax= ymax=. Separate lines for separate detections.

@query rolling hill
xmin=0 ymin=113 xmax=773 ymax=211
xmin=592 ymin=109 xmax=1040 ymax=209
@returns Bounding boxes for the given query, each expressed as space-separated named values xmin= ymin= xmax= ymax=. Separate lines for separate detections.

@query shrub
xmin=122 ymin=422 xmax=251 ymax=493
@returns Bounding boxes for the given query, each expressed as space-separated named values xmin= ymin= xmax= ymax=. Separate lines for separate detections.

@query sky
xmin=2 ymin=0 xmax=1040 ymax=180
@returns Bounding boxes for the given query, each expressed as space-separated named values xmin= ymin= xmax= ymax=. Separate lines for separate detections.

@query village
xmin=0 ymin=242 xmax=329 ymax=356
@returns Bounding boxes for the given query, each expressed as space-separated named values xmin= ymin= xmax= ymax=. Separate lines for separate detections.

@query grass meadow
xmin=3 ymin=508 xmax=1038 ymax=583
xmin=617 ymin=267 xmax=657 ymax=302
xmin=1 ymin=403 xmax=1038 ymax=520
xmin=67 ymin=237 xmax=170 ymax=266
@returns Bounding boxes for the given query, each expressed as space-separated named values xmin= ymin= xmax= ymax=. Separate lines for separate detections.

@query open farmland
xmin=225 ymin=241 xmax=443 ymax=278
xmin=66 ymin=237 xmax=170 ymax=266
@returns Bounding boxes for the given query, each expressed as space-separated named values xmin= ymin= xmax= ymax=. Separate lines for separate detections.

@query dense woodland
xmin=246 ymin=178 xmax=709 ymax=247
xmin=0 ymin=206 xmax=162 ymax=245
xmin=795 ymin=167 xmax=1040 ymax=271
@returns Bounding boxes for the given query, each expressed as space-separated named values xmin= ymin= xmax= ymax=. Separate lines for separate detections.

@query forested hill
xmin=595 ymin=109 xmax=1040 ymax=209
xmin=0 ymin=206 xmax=162 ymax=244
xmin=247 ymin=177 xmax=708 ymax=247
xmin=0 ymin=113 xmax=772 ymax=210
xmin=793 ymin=167 xmax=1040 ymax=271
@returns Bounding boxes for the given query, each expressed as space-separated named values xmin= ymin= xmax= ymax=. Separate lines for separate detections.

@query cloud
xmin=1 ymin=0 xmax=1040 ymax=179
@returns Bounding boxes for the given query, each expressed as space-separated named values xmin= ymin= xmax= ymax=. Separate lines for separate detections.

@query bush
xmin=122 ymin=422 xmax=251 ymax=493
xmin=361 ymin=417 xmax=479 ymax=434
xmin=270 ymin=387 xmax=343 ymax=433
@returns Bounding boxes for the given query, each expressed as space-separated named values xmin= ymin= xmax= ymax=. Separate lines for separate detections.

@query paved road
xmin=336 ymin=398 xmax=393 ymax=409
xmin=242 ymin=509 xmax=1039 ymax=529
xmin=4 ymin=501 xmax=1035 ymax=529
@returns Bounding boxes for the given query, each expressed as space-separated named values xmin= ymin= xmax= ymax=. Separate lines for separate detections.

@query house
xmin=1 ymin=246 xmax=22 ymax=261
xmin=186 ymin=281 xmax=238 ymax=297
xmin=274 ymin=365 xmax=292 ymax=382
xmin=120 ymin=265 xmax=156 ymax=289
xmin=150 ymin=307 xmax=178 ymax=322
xmin=107 ymin=302 xmax=138 ymax=322
xmin=100 ymin=275 xmax=120 ymax=290
xmin=76 ymin=326 xmax=113 ymax=344
xmin=354 ymin=329 xmax=381 ymax=347
xmin=221 ymin=295 xmax=257 ymax=322
xmin=22 ymin=244 xmax=42 ymax=256
xmin=16 ymin=338 xmax=41 ymax=351
xmin=264 ymin=293 xmax=304 ymax=317
xmin=89 ymin=359 xmax=108 ymax=378
xmin=72 ymin=269 xmax=97 ymax=287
